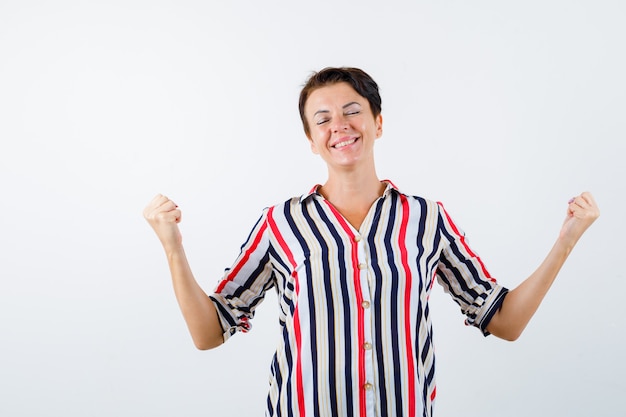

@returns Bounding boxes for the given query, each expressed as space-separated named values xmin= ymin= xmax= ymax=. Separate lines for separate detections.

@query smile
xmin=332 ymin=138 xmax=359 ymax=149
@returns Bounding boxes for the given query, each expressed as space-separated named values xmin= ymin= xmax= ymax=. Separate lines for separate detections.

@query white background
xmin=1 ymin=1 xmax=624 ymax=416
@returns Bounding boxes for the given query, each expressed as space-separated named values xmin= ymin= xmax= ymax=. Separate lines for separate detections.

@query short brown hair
xmin=298 ymin=67 xmax=382 ymax=136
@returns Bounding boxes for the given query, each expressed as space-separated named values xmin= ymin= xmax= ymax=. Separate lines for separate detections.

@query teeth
xmin=333 ymin=138 xmax=357 ymax=148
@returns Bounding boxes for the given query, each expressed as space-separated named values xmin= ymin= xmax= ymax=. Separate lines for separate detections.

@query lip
xmin=331 ymin=135 xmax=360 ymax=149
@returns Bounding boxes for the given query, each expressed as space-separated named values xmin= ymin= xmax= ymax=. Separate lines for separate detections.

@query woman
xmin=143 ymin=67 xmax=599 ymax=417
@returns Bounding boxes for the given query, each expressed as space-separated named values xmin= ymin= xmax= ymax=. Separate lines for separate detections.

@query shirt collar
xmin=299 ymin=179 xmax=402 ymax=203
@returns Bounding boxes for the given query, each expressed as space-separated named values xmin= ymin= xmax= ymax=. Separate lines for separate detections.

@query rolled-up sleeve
xmin=435 ymin=203 xmax=509 ymax=336
xmin=209 ymin=209 xmax=275 ymax=341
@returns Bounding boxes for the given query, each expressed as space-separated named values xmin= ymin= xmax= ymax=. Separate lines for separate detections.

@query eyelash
xmin=316 ymin=110 xmax=360 ymax=125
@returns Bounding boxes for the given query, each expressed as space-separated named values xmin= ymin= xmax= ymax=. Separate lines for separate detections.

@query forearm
xmin=165 ymin=246 xmax=224 ymax=350
xmin=486 ymin=192 xmax=599 ymax=341
xmin=487 ymin=238 xmax=574 ymax=341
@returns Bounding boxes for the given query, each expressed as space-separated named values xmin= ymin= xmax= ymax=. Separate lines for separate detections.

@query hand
xmin=143 ymin=194 xmax=183 ymax=251
xmin=559 ymin=191 xmax=600 ymax=246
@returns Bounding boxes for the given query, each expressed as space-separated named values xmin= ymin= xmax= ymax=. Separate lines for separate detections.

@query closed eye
xmin=343 ymin=102 xmax=362 ymax=116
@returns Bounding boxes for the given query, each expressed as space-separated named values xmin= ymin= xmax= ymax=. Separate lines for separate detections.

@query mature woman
xmin=143 ymin=67 xmax=599 ymax=417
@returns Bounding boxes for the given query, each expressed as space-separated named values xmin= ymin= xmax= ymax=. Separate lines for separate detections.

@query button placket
xmin=355 ymin=232 xmax=376 ymax=415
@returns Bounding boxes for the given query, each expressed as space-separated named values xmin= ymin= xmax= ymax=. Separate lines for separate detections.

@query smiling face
xmin=304 ymin=82 xmax=383 ymax=171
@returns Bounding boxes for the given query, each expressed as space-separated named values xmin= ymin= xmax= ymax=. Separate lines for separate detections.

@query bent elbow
xmin=487 ymin=321 xmax=524 ymax=342
xmin=494 ymin=327 xmax=523 ymax=342
xmin=194 ymin=342 xmax=213 ymax=351
xmin=501 ymin=331 xmax=522 ymax=342
xmin=192 ymin=335 xmax=224 ymax=351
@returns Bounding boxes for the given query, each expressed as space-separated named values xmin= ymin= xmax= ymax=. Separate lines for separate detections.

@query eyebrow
xmin=313 ymin=101 xmax=362 ymax=117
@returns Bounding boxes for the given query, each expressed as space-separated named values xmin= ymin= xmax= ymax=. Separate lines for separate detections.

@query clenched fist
xmin=560 ymin=191 xmax=600 ymax=246
xmin=143 ymin=194 xmax=183 ymax=251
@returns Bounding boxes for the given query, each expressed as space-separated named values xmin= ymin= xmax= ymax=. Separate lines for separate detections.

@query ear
xmin=375 ymin=114 xmax=383 ymax=139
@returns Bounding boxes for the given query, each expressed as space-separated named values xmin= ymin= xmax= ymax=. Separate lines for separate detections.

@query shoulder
xmin=259 ymin=196 xmax=305 ymax=220
xmin=383 ymin=180 xmax=439 ymax=207
xmin=392 ymin=189 xmax=442 ymax=212
xmin=269 ymin=196 xmax=303 ymax=211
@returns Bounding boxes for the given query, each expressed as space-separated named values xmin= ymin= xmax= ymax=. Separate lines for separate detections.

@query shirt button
xmin=361 ymin=300 xmax=370 ymax=309
xmin=358 ymin=263 xmax=367 ymax=270
xmin=363 ymin=342 xmax=372 ymax=350
xmin=354 ymin=235 xmax=362 ymax=242
xmin=363 ymin=383 xmax=373 ymax=391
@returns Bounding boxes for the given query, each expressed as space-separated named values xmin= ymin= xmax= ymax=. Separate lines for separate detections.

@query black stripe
xmin=367 ymin=197 xmax=390 ymax=416
xmin=303 ymin=201 xmax=340 ymax=416
xmin=313 ymin=198 xmax=355 ymax=416
xmin=283 ymin=201 xmax=321 ymax=417
xmin=383 ymin=193 xmax=403 ymax=417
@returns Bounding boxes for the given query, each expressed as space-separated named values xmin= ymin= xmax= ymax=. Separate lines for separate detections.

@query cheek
xmin=357 ymin=120 xmax=371 ymax=134
xmin=309 ymin=140 xmax=320 ymax=154
xmin=311 ymin=129 xmax=329 ymax=145
xmin=308 ymin=134 xmax=323 ymax=154
xmin=361 ymin=118 xmax=381 ymax=137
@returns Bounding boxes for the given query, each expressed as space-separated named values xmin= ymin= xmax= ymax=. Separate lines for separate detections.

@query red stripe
xmin=381 ymin=178 xmax=399 ymax=190
xmin=322 ymin=200 xmax=367 ymax=416
xmin=215 ymin=219 xmax=269 ymax=293
xmin=266 ymin=207 xmax=306 ymax=416
xmin=307 ymin=184 xmax=320 ymax=195
xmin=437 ymin=202 xmax=494 ymax=282
xmin=398 ymin=195 xmax=416 ymax=416
xmin=292 ymin=292 xmax=304 ymax=416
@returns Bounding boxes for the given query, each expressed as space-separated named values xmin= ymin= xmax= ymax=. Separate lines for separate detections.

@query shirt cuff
xmin=475 ymin=286 xmax=509 ymax=336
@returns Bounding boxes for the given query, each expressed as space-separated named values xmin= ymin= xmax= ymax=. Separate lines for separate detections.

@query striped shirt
xmin=209 ymin=181 xmax=508 ymax=417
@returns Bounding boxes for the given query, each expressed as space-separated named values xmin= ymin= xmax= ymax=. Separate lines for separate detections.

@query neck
xmin=319 ymin=165 xmax=384 ymax=209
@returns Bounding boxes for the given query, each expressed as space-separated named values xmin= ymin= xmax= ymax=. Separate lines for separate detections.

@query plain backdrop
xmin=1 ymin=1 xmax=624 ymax=416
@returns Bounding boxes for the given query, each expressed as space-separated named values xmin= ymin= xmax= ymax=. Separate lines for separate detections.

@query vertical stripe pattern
xmin=209 ymin=182 xmax=509 ymax=417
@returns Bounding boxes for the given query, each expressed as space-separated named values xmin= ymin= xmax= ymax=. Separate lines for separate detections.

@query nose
xmin=331 ymin=115 xmax=349 ymax=133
